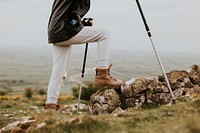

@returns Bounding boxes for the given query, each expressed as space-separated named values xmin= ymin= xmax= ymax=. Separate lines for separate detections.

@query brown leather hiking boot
xmin=44 ymin=103 xmax=60 ymax=111
xmin=93 ymin=65 xmax=123 ymax=89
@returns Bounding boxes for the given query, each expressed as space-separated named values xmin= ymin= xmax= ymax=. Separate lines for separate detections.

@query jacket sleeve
xmin=71 ymin=0 xmax=90 ymax=18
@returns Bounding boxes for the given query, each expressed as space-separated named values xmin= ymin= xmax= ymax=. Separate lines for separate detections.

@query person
xmin=44 ymin=0 xmax=123 ymax=110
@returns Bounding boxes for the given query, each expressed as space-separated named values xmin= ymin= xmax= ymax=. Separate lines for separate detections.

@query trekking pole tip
xmin=172 ymin=99 xmax=176 ymax=104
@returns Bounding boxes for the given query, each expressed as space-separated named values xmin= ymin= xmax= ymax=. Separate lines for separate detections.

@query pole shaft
xmin=77 ymin=78 xmax=83 ymax=113
xmin=81 ymin=43 xmax=89 ymax=78
xmin=135 ymin=0 xmax=175 ymax=100
xmin=135 ymin=0 xmax=151 ymax=37
xmin=77 ymin=43 xmax=89 ymax=113
xmin=149 ymin=38 xmax=175 ymax=99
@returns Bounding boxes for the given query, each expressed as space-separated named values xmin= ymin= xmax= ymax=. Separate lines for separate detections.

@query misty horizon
xmin=0 ymin=0 xmax=200 ymax=53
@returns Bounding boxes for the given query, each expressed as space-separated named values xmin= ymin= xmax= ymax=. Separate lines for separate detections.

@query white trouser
xmin=46 ymin=27 xmax=110 ymax=104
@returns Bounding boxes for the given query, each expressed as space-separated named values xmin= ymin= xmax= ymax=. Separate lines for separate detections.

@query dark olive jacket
xmin=48 ymin=0 xmax=90 ymax=43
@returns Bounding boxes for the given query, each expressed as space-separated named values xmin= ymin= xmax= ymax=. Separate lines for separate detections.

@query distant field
xmin=0 ymin=48 xmax=200 ymax=94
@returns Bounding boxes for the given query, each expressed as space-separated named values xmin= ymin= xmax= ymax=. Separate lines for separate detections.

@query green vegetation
xmin=37 ymin=89 xmax=46 ymax=96
xmin=0 ymin=90 xmax=200 ymax=133
xmin=25 ymin=88 xmax=33 ymax=98
xmin=0 ymin=89 xmax=7 ymax=96
xmin=72 ymin=82 xmax=98 ymax=101
xmin=0 ymin=79 xmax=200 ymax=133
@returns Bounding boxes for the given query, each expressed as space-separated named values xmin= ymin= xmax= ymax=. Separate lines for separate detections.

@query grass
xmin=0 ymin=93 xmax=200 ymax=133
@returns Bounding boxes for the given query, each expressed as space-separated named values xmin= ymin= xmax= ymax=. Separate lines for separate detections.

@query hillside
xmin=0 ymin=65 xmax=200 ymax=133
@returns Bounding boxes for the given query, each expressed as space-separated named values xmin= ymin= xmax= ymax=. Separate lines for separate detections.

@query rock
xmin=37 ymin=122 xmax=47 ymax=129
xmin=61 ymin=103 xmax=87 ymax=114
xmin=89 ymin=65 xmax=200 ymax=114
xmin=112 ymin=107 xmax=125 ymax=116
xmin=158 ymin=70 xmax=192 ymax=90
xmin=146 ymin=88 xmax=184 ymax=105
xmin=20 ymin=116 xmax=36 ymax=130
xmin=189 ymin=65 xmax=200 ymax=86
xmin=21 ymin=116 xmax=36 ymax=124
xmin=66 ymin=104 xmax=77 ymax=112
xmin=74 ymin=103 xmax=87 ymax=110
xmin=146 ymin=78 xmax=169 ymax=93
xmin=122 ymin=77 xmax=170 ymax=107
xmin=89 ymin=89 xmax=121 ymax=115
xmin=183 ymin=87 xmax=200 ymax=98
xmin=23 ymin=111 xmax=27 ymax=115
xmin=36 ymin=110 xmax=41 ymax=114
xmin=173 ymin=88 xmax=184 ymax=99
xmin=124 ymin=78 xmax=168 ymax=94
xmin=164 ymin=102 xmax=172 ymax=107
xmin=157 ymin=93 xmax=173 ymax=104
xmin=135 ymin=95 xmax=145 ymax=109
xmin=125 ymin=98 xmax=136 ymax=107
xmin=68 ymin=117 xmax=80 ymax=123
xmin=121 ymin=84 xmax=134 ymax=98
xmin=170 ymin=80 xmax=183 ymax=90
xmin=19 ymin=110 xmax=23 ymax=113
xmin=29 ymin=106 xmax=38 ymax=110
xmin=8 ymin=117 xmax=16 ymax=121
xmin=183 ymin=78 xmax=195 ymax=88
xmin=13 ymin=112 xmax=17 ymax=115
xmin=112 ymin=107 xmax=125 ymax=114
xmin=0 ymin=116 xmax=36 ymax=131
xmin=159 ymin=70 xmax=189 ymax=83
xmin=131 ymin=78 xmax=148 ymax=94
xmin=4 ymin=114 xmax=11 ymax=117
xmin=0 ymin=121 xmax=21 ymax=132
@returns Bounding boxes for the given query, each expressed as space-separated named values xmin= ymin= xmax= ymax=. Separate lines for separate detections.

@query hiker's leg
xmin=56 ymin=27 xmax=123 ymax=89
xmin=46 ymin=45 xmax=72 ymax=104
xmin=55 ymin=27 xmax=110 ymax=67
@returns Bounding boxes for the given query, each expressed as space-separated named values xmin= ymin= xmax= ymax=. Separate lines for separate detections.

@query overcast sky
xmin=0 ymin=0 xmax=200 ymax=53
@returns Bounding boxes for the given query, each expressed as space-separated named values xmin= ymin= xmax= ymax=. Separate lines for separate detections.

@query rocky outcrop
xmin=89 ymin=65 xmax=200 ymax=114
xmin=88 ymin=89 xmax=121 ymax=115
xmin=189 ymin=65 xmax=200 ymax=86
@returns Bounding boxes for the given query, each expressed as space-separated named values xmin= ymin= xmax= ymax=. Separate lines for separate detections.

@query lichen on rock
xmin=88 ymin=89 xmax=121 ymax=115
xmin=89 ymin=65 xmax=200 ymax=114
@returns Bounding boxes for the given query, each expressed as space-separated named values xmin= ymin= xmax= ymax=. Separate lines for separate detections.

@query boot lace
xmin=108 ymin=64 xmax=117 ymax=81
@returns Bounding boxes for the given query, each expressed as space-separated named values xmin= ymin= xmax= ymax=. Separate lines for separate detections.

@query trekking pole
xmin=135 ymin=0 xmax=176 ymax=102
xmin=77 ymin=43 xmax=89 ymax=113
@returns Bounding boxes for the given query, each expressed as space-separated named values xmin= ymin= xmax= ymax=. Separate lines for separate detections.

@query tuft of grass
xmin=25 ymin=88 xmax=33 ymax=98
xmin=0 ymin=90 xmax=7 ymax=96
xmin=37 ymin=89 xmax=46 ymax=96
xmin=72 ymin=82 xmax=98 ymax=101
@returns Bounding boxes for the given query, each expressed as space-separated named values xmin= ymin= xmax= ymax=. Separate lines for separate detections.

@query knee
xmin=99 ymin=29 xmax=110 ymax=41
